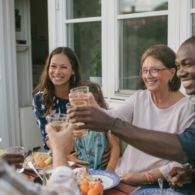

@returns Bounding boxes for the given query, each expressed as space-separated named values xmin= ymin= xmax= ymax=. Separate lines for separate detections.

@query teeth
xmin=182 ymin=80 xmax=194 ymax=85
xmin=54 ymin=77 xmax=63 ymax=80
xmin=148 ymin=81 xmax=156 ymax=84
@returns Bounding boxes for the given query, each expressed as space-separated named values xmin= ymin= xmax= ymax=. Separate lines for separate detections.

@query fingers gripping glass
xmin=139 ymin=68 xmax=169 ymax=78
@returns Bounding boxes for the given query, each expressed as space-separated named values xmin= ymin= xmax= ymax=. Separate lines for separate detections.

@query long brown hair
xmin=32 ymin=47 xmax=82 ymax=116
xmin=80 ymin=80 xmax=108 ymax=109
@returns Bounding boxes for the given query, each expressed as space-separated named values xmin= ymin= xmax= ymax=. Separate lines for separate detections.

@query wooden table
xmin=104 ymin=182 xmax=137 ymax=195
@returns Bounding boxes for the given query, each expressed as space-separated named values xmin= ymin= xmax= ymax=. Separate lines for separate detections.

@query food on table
xmin=32 ymin=152 xmax=50 ymax=164
xmin=88 ymin=189 xmax=98 ymax=195
xmin=80 ymin=185 xmax=89 ymax=195
xmin=77 ymin=168 xmax=102 ymax=185
xmin=44 ymin=156 xmax=52 ymax=166
xmin=79 ymin=179 xmax=103 ymax=195
xmin=37 ymin=161 xmax=46 ymax=167
xmin=80 ymin=180 xmax=89 ymax=186
xmin=23 ymin=156 xmax=36 ymax=169
xmin=94 ymin=183 xmax=103 ymax=194
xmin=88 ymin=185 xmax=94 ymax=190
xmin=23 ymin=152 xmax=52 ymax=169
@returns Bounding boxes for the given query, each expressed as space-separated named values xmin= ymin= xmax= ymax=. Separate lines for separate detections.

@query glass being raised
xmin=46 ymin=114 xmax=69 ymax=132
xmin=70 ymin=86 xmax=89 ymax=106
xmin=66 ymin=101 xmax=88 ymax=136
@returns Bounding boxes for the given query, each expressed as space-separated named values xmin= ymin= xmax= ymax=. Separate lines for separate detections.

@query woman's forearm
xmin=106 ymin=136 xmax=120 ymax=172
xmin=111 ymin=119 xmax=189 ymax=164
xmin=150 ymin=169 xmax=165 ymax=182
xmin=106 ymin=146 xmax=120 ymax=172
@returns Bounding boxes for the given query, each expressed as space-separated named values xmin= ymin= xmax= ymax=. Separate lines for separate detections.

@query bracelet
xmin=145 ymin=172 xmax=154 ymax=185
xmin=108 ymin=118 xmax=118 ymax=137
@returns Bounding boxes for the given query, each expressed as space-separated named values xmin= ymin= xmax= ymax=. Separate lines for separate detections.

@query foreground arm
xmin=68 ymin=106 xmax=189 ymax=164
xmin=0 ymin=124 xmax=80 ymax=195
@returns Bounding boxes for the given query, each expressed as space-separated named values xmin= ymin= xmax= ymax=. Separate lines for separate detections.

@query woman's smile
xmin=146 ymin=80 xmax=157 ymax=86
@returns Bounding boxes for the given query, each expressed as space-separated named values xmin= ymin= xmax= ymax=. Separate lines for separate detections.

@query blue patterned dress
xmin=33 ymin=91 xmax=69 ymax=150
xmin=74 ymin=131 xmax=109 ymax=170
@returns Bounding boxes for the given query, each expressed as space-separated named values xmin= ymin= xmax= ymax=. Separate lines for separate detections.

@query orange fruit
xmin=94 ymin=183 xmax=103 ymax=194
xmin=80 ymin=180 xmax=89 ymax=186
xmin=37 ymin=161 xmax=46 ymax=167
xmin=87 ymin=189 xmax=98 ymax=195
xmin=80 ymin=185 xmax=89 ymax=195
xmin=88 ymin=185 xmax=94 ymax=189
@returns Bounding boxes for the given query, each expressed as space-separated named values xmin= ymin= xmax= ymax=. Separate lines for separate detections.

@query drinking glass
xmin=70 ymin=86 xmax=89 ymax=106
xmin=43 ymin=165 xmax=53 ymax=185
xmin=6 ymin=146 xmax=24 ymax=173
xmin=46 ymin=114 xmax=69 ymax=132
xmin=66 ymin=101 xmax=88 ymax=136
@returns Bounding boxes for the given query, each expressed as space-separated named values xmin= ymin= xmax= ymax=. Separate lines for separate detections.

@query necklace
xmin=155 ymin=92 xmax=172 ymax=109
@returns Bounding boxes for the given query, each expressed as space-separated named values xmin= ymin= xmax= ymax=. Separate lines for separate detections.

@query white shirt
xmin=0 ymin=158 xmax=80 ymax=195
xmin=105 ymin=90 xmax=194 ymax=179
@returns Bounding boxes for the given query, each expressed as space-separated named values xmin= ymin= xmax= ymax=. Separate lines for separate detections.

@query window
xmin=117 ymin=0 xmax=168 ymax=94
xmin=48 ymin=0 xmax=193 ymax=102
xmin=65 ymin=0 xmax=102 ymax=86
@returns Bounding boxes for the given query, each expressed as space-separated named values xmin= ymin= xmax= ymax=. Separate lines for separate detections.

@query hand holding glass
xmin=46 ymin=114 xmax=69 ymax=132
xmin=66 ymin=101 xmax=88 ymax=136
xmin=5 ymin=146 xmax=24 ymax=173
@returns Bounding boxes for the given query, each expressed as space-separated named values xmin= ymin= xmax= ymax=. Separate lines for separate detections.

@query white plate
xmin=76 ymin=170 xmax=120 ymax=190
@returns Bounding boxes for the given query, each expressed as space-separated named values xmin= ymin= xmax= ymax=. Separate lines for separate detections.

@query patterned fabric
xmin=33 ymin=91 xmax=69 ymax=150
xmin=0 ymin=158 xmax=81 ymax=195
xmin=74 ymin=130 xmax=108 ymax=170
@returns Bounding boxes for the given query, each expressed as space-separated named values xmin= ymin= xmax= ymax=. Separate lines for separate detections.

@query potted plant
xmin=89 ymin=43 xmax=102 ymax=87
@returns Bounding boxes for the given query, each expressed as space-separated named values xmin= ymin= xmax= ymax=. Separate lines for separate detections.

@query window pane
xmin=119 ymin=16 xmax=168 ymax=91
xmin=118 ymin=0 xmax=168 ymax=14
xmin=192 ymin=14 xmax=195 ymax=35
xmin=67 ymin=22 xmax=102 ymax=84
xmin=192 ymin=0 xmax=195 ymax=8
xmin=66 ymin=0 xmax=101 ymax=19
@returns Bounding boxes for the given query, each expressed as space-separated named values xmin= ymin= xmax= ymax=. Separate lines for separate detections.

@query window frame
xmin=48 ymin=0 xmax=191 ymax=102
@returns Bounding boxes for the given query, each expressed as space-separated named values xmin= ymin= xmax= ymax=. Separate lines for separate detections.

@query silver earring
xmin=169 ymin=79 xmax=172 ymax=82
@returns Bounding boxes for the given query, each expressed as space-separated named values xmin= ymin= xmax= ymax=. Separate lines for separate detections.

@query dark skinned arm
xmin=68 ymin=106 xmax=189 ymax=164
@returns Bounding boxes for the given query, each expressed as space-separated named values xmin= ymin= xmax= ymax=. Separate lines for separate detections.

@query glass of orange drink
xmin=70 ymin=86 xmax=89 ymax=106
xmin=66 ymin=101 xmax=88 ymax=136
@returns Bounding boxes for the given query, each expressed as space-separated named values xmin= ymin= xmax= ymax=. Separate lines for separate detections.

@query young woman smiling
xmin=32 ymin=47 xmax=82 ymax=150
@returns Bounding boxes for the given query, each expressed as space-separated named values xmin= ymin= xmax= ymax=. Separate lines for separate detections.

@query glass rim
xmin=70 ymin=86 xmax=89 ymax=93
xmin=46 ymin=113 xmax=68 ymax=118
xmin=5 ymin=146 xmax=24 ymax=152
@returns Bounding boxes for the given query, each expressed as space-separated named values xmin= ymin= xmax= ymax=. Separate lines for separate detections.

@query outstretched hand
xmin=167 ymin=167 xmax=195 ymax=189
xmin=46 ymin=123 xmax=75 ymax=155
xmin=67 ymin=106 xmax=114 ymax=132
xmin=68 ymin=151 xmax=90 ymax=169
